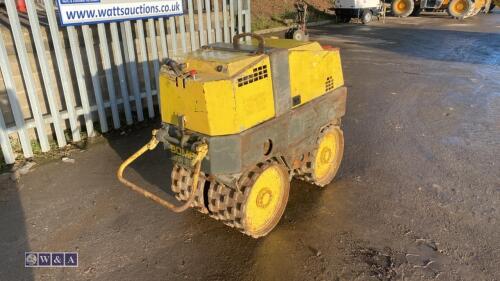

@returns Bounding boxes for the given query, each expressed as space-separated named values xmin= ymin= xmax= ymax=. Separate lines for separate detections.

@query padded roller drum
xmin=238 ymin=162 xmax=290 ymax=237
xmin=297 ymin=126 xmax=344 ymax=187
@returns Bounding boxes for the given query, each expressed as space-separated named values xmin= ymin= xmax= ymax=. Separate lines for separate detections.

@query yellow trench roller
xmin=117 ymin=33 xmax=347 ymax=238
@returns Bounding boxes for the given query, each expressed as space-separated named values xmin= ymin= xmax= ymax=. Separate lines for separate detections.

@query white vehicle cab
xmin=334 ymin=0 xmax=383 ymax=23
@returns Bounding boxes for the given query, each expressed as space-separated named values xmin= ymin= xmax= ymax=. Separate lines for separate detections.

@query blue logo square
xmin=38 ymin=253 xmax=51 ymax=266
xmin=64 ymin=252 xmax=78 ymax=267
xmin=51 ymin=253 xmax=64 ymax=266
xmin=25 ymin=252 xmax=38 ymax=267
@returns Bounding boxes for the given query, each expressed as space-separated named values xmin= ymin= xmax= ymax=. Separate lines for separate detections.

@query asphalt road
xmin=1 ymin=12 xmax=499 ymax=281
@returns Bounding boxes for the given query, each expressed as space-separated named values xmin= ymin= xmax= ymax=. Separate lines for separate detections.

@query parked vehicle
xmin=334 ymin=0 xmax=384 ymax=24
xmin=390 ymin=0 xmax=488 ymax=19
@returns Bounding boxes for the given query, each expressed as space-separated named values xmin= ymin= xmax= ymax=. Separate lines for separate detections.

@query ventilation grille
xmin=325 ymin=76 xmax=334 ymax=92
xmin=238 ymin=65 xmax=268 ymax=87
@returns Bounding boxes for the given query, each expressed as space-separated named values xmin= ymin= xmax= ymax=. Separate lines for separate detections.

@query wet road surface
xmin=1 ymin=12 xmax=499 ymax=281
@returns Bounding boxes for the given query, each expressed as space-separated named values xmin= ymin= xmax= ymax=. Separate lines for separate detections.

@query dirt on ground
xmin=1 ymin=12 xmax=499 ymax=281
xmin=252 ymin=0 xmax=333 ymax=18
xmin=251 ymin=0 xmax=333 ymax=30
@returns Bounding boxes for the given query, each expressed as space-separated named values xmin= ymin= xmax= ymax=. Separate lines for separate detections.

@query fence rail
xmin=0 ymin=0 xmax=251 ymax=164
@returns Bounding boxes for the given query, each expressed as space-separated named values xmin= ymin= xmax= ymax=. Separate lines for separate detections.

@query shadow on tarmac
xmin=0 ymin=173 xmax=34 ymax=281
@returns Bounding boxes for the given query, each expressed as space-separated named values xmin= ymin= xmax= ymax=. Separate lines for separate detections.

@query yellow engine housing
xmin=159 ymin=38 xmax=344 ymax=136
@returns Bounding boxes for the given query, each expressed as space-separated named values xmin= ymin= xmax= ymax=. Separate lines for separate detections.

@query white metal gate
xmin=0 ymin=0 xmax=251 ymax=164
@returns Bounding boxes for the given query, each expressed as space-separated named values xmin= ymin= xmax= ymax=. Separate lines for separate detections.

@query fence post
xmin=197 ymin=0 xmax=207 ymax=47
xmin=188 ymin=0 xmax=197 ymax=51
xmin=237 ymin=0 xmax=243 ymax=35
xmin=178 ymin=14 xmax=188 ymax=53
xmin=5 ymin=0 xmax=50 ymax=152
xmin=205 ymin=0 xmax=213 ymax=44
xmin=43 ymin=0 xmax=81 ymax=142
xmin=245 ymin=0 xmax=252 ymax=33
xmin=26 ymin=0 xmax=67 ymax=147
xmin=97 ymin=23 xmax=121 ymax=129
xmin=110 ymin=23 xmax=133 ymax=125
xmin=0 ymin=31 xmax=33 ymax=158
xmin=222 ymin=0 xmax=229 ymax=43
xmin=82 ymin=25 xmax=109 ymax=133
xmin=158 ymin=18 xmax=169 ymax=60
xmin=168 ymin=18 xmax=178 ymax=55
xmin=136 ymin=20 xmax=155 ymax=118
xmin=214 ymin=0 xmax=222 ymax=42
xmin=68 ymin=27 xmax=95 ymax=137
xmin=230 ymin=0 xmax=235 ymax=41
xmin=147 ymin=19 xmax=161 ymax=105
xmin=0 ymin=107 xmax=15 ymax=164
xmin=123 ymin=21 xmax=144 ymax=122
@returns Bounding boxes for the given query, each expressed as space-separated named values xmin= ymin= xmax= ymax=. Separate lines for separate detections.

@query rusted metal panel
xmin=165 ymin=86 xmax=347 ymax=177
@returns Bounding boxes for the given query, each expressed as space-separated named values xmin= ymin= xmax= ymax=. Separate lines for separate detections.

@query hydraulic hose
xmin=116 ymin=129 xmax=208 ymax=213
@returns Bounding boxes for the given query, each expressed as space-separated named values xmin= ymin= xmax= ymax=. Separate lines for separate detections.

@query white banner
xmin=57 ymin=0 xmax=184 ymax=26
